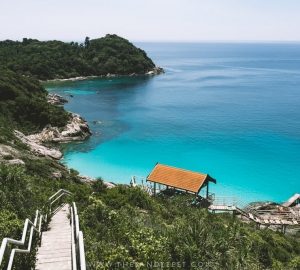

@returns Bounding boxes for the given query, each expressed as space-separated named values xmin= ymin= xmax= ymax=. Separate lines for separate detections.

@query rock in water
xmin=145 ymin=66 xmax=165 ymax=75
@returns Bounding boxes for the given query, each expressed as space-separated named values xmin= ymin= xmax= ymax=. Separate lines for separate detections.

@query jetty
xmin=207 ymin=196 xmax=300 ymax=232
xmin=131 ymin=163 xmax=300 ymax=234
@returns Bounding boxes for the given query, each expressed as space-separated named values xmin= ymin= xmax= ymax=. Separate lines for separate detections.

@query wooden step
xmin=36 ymin=204 xmax=72 ymax=270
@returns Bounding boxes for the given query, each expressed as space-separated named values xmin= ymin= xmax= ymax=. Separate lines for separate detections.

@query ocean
xmin=43 ymin=42 xmax=300 ymax=204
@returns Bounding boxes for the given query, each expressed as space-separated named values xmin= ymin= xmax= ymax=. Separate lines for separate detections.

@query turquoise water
xmin=44 ymin=43 xmax=300 ymax=204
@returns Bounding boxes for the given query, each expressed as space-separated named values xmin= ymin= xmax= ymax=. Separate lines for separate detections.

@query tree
xmin=22 ymin=38 xmax=28 ymax=46
xmin=84 ymin=36 xmax=90 ymax=48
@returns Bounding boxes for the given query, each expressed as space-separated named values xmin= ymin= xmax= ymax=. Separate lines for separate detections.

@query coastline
xmin=40 ymin=66 xmax=164 ymax=82
xmin=14 ymin=112 xmax=92 ymax=160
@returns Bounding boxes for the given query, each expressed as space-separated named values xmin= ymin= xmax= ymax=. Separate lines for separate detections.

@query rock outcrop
xmin=47 ymin=94 xmax=68 ymax=105
xmin=146 ymin=66 xmax=165 ymax=75
xmin=78 ymin=174 xmax=116 ymax=189
xmin=0 ymin=144 xmax=26 ymax=165
xmin=14 ymin=130 xmax=63 ymax=159
xmin=12 ymin=113 xmax=92 ymax=160
xmin=27 ymin=113 xmax=92 ymax=143
xmin=7 ymin=159 xmax=26 ymax=166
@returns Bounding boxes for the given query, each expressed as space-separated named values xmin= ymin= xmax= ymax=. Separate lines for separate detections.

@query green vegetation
xmin=0 ymin=66 xmax=69 ymax=134
xmin=80 ymin=186 xmax=300 ymax=269
xmin=0 ymin=34 xmax=155 ymax=80
xmin=2 ymin=165 xmax=300 ymax=269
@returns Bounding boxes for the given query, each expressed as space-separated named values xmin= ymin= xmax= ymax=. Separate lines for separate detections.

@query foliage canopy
xmin=0 ymin=66 xmax=69 ymax=134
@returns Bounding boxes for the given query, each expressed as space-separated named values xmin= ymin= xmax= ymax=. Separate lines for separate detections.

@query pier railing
xmin=131 ymin=175 xmax=154 ymax=195
xmin=198 ymin=190 xmax=215 ymax=201
xmin=212 ymin=196 xmax=259 ymax=216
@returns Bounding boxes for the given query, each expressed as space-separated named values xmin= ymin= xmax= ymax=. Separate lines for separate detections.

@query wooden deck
xmin=209 ymin=202 xmax=300 ymax=231
xmin=209 ymin=205 xmax=229 ymax=211
xmin=36 ymin=204 xmax=71 ymax=270
xmin=282 ymin=194 xmax=300 ymax=207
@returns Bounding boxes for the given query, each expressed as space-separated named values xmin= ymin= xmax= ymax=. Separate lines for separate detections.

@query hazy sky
xmin=1 ymin=0 xmax=299 ymax=42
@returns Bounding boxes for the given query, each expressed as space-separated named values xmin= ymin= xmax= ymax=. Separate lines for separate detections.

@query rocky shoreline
xmin=27 ymin=113 xmax=92 ymax=144
xmin=0 ymin=142 xmax=117 ymax=189
xmin=42 ymin=66 xmax=165 ymax=82
xmin=47 ymin=94 xmax=68 ymax=105
xmin=9 ymin=108 xmax=92 ymax=160
xmin=0 ymin=80 xmax=93 ymax=163
xmin=14 ymin=130 xmax=63 ymax=159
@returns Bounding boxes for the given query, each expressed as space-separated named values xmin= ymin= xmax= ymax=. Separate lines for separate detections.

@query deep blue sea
xmin=44 ymin=42 xmax=300 ymax=204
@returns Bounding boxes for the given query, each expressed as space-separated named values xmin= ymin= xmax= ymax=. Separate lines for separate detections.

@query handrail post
xmin=7 ymin=249 xmax=16 ymax=270
xmin=0 ymin=238 xmax=8 ymax=265
xmin=78 ymin=232 xmax=86 ymax=270
xmin=70 ymin=207 xmax=77 ymax=270
xmin=75 ymin=215 xmax=80 ymax=240
xmin=71 ymin=202 xmax=86 ymax=270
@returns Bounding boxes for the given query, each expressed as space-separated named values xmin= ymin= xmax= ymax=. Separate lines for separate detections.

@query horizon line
xmin=2 ymin=37 xmax=300 ymax=44
xmin=131 ymin=39 xmax=300 ymax=44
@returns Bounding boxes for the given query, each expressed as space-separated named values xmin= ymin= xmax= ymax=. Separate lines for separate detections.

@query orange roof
xmin=146 ymin=163 xmax=216 ymax=193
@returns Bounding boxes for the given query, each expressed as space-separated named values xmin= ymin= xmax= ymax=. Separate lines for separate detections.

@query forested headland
xmin=0 ymin=34 xmax=156 ymax=80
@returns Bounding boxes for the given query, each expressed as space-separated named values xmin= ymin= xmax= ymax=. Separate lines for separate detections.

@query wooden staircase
xmin=36 ymin=204 xmax=71 ymax=270
xmin=0 ymin=190 xmax=86 ymax=270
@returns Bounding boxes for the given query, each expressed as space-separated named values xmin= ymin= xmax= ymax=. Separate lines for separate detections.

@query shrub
xmin=3 ymin=154 xmax=13 ymax=160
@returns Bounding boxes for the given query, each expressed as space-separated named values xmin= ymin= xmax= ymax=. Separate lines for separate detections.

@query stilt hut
xmin=146 ymin=163 xmax=216 ymax=199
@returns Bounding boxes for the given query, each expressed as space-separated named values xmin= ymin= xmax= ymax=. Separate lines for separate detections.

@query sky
xmin=0 ymin=0 xmax=300 ymax=42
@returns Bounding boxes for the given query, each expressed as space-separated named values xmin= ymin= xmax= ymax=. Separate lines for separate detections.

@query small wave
xmin=65 ymin=90 xmax=94 ymax=95
xmin=213 ymin=64 xmax=300 ymax=75
xmin=201 ymin=75 xmax=232 ymax=81
xmin=163 ymin=67 xmax=183 ymax=73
